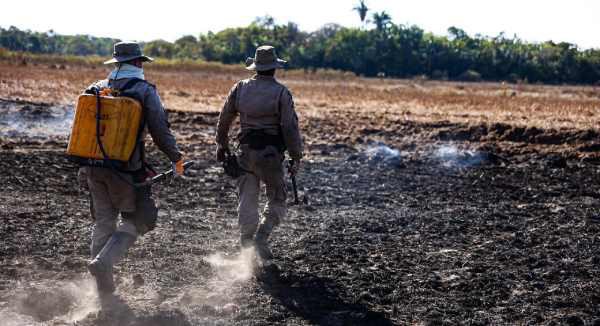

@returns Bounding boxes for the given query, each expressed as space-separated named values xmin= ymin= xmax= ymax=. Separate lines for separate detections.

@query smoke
xmin=364 ymin=142 xmax=403 ymax=168
xmin=0 ymin=100 xmax=74 ymax=139
xmin=0 ymin=276 xmax=99 ymax=325
xmin=434 ymin=144 xmax=486 ymax=168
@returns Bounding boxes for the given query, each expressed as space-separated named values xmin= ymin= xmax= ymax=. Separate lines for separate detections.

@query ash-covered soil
xmin=1 ymin=99 xmax=600 ymax=325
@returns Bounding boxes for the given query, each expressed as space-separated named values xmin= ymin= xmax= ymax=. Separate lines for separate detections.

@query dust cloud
xmin=0 ymin=276 xmax=99 ymax=325
xmin=176 ymin=248 xmax=256 ymax=314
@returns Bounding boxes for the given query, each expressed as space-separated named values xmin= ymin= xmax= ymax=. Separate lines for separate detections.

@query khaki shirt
xmin=216 ymin=75 xmax=303 ymax=160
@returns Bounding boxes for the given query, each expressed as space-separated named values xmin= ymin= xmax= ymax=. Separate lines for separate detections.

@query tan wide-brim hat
xmin=245 ymin=45 xmax=287 ymax=71
xmin=104 ymin=41 xmax=154 ymax=65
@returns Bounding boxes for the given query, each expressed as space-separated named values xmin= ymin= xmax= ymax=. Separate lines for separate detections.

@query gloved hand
xmin=288 ymin=159 xmax=301 ymax=176
xmin=99 ymin=88 xmax=112 ymax=96
xmin=172 ymin=158 xmax=185 ymax=177
xmin=216 ymin=145 xmax=229 ymax=162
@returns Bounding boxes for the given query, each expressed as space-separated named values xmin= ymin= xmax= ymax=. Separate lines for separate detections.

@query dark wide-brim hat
xmin=246 ymin=45 xmax=287 ymax=71
xmin=104 ymin=41 xmax=154 ymax=65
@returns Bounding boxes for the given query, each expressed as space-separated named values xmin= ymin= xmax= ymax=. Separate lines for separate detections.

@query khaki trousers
xmin=237 ymin=145 xmax=287 ymax=236
xmin=81 ymin=167 xmax=156 ymax=257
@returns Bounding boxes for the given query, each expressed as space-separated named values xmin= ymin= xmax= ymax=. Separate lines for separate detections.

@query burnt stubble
xmin=1 ymin=72 xmax=599 ymax=324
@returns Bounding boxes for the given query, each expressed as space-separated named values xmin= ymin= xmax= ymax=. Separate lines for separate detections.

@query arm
xmin=279 ymin=88 xmax=303 ymax=161
xmin=83 ymin=79 xmax=108 ymax=94
xmin=215 ymin=83 xmax=240 ymax=148
xmin=144 ymin=85 xmax=182 ymax=163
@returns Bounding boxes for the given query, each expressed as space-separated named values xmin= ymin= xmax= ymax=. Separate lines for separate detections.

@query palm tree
xmin=372 ymin=11 xmax=392 ymax=33
xmin=353 ymin=0 xmax=369 ymax=27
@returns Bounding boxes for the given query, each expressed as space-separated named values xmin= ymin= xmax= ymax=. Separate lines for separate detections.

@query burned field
xmin=1 ymin=62 xmax=600 ymax=325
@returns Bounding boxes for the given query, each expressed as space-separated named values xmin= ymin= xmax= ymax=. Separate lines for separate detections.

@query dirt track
xmin=1 ymin=96 xmax=600 ymax=325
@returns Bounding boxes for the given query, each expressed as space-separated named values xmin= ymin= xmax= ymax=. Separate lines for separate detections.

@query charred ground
xmin=1 ymin=93 xmax=600 ymax=325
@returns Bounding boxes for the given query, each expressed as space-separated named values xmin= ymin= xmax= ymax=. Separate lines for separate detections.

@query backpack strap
xmin=106 ymin=78 xmax=150 ymax=171
xmin=110 ymin=78 xmax=146 ymax=102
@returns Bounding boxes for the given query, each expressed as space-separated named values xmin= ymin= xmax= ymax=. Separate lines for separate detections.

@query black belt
xmin=239 ymin=130 xmax=285 ymax=152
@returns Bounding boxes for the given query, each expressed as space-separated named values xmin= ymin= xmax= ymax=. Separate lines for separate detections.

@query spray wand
xmin=288 ymin=159 xmax=300 ymax=205
xmin=134 ymin=161 xmax=194 ymax=187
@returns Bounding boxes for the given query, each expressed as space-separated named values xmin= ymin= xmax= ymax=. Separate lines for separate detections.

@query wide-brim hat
xmin=104 ymin=41 xmax=154 ymax=65
xmin=245 ymin=45 xmax=287 ymax=71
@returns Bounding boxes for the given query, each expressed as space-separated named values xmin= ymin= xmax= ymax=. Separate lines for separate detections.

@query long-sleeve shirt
xmin=216 ymin=75 xmax=303 ymax=160
xmin=87 ymin=78 xmax=182 ymax=171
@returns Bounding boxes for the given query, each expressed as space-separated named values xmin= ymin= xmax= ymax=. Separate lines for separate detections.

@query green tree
xmin=144 ymin=40 xmax=175 ymax=58
xmin=353 ymin=0 xmax=369 ymax=26
xmin=174 ymin=35 xmax=200 ymax=59
xmin=2 ymin=23 xmax=600 ymax=84
xmin=372 ymin=11 xmax=392 ymax=33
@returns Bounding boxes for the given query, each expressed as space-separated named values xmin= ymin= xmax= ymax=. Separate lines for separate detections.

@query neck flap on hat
xmin=108 ymin=63 xmax=145 ymax=81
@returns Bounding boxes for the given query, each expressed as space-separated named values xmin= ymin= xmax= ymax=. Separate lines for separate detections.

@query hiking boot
xmin=240 ymin=233 xmax=255 ymax=249
xmin=256 ymin=260 xmax=280 ymax=281
xmin=255 ymin=223 xmax=274 ymax=261
xmin=88 ymin=259 xmax=115 ymax=294
xmin=89 ymin=232 xmax=136 ymax=294
xmin=240 ymin=224 xmax=258 ymax=249
xmin=255 ymin=237 xmax=273 ymax=261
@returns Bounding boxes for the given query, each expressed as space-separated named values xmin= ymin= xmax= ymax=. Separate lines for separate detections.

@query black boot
xmin=240 ymin=224 xmax=258 ymax=249
xmin=254 ymin=223 xmax=274 ymax=261
xmin=241 ymin=233 xmax=255 ymax=249
xmin=88 ymin=232 xmax=136 ymax=294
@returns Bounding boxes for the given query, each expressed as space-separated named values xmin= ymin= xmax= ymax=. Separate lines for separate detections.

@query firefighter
xmin=215 ymin=45 xmax=303 ymax=262
xmin=78 ymin=41 xmax=184 ymax=295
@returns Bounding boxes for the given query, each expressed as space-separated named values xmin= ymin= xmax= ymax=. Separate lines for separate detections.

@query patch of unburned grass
xmin=0 ymin=52 xmax=598 ymax=131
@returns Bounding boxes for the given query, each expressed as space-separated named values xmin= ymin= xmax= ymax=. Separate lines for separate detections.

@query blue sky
xmin=2 ymin=0 xmax=599 ymax=49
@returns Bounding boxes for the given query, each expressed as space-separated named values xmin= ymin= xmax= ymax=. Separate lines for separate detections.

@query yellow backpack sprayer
xmin=67 ymin=82 xmax=143 ymax=164
xmin=67 ymin=79 xmax=194 ymax=186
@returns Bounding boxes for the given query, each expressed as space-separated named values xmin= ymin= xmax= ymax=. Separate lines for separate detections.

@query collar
xmin=254 ymin=74 xmax=275 ymax=80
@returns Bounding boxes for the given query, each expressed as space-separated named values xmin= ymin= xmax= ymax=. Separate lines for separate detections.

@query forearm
xmin=280 ymin=90 xmax=303 ymax=160
xmin=283 ymin=129 xmax=303 ymax=161
xmin=216 ymin=85 xmax=239 ymax=147
xmin=215 ymin=112 xmax=235 ymax=147
xmin=149 ymin=125 xmax=182 ymax=162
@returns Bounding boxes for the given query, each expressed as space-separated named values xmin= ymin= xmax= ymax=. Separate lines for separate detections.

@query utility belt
xmin=239 ymin=129 xmax=285 ymax=152
xmin=71 ymin=156 xmax=130 ymax=171
xmin=74 ymin=155 xmax=155 ymax=179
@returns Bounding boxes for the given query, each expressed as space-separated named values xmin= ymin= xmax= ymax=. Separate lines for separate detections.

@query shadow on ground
xmin=259 ymin=268 xmax=393 ymax=326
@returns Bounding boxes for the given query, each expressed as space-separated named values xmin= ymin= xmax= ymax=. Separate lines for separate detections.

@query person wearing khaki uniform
xmin=216 ymin=45 xmax=303 ymax=261
xmin=80 ymin=41 xmax=184 ymax=295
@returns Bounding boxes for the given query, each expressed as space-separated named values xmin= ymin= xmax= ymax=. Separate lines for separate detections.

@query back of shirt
xmin=236 ymin=75 xmax=285 ymax=135
xmin=216 ymin=74 xmax=303 ymax=160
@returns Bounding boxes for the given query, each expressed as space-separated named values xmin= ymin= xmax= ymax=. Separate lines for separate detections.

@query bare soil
xmin=1 ymin=89 xmax=600 ymax=325
xmin=1 ymin=59 xmax=600 ymax=325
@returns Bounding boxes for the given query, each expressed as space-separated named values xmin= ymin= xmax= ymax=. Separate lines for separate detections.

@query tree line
xmin=2 ymin=15 xmax=600 ymax=84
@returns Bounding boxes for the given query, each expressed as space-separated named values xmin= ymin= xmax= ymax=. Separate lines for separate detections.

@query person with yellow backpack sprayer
xmin=67 ymin=41 xmax=188 ymax=298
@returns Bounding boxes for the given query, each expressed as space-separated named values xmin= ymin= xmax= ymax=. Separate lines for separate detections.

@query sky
xmin=1 ymin=0 xmax=599 ymax=49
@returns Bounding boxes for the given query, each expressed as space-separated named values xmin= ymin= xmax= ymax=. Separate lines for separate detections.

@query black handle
xmin=288 ymin=159 xmax=300 ymax=205
xmin=137 ymin=161 xmax=194 ymax=186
